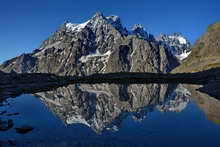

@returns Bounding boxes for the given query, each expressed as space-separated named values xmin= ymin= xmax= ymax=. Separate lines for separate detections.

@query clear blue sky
xmin=0 ymin=0 xmax=219 ymax=63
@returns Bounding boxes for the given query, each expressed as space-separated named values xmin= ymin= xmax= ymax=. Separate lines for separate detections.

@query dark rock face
xmin=34 ymin=84 xmax=190 ymax=133
xmin=15 ymin=125 xmax=34 ymax=134
xmin=0 ymin=13 xmax=182 ymax=75
xmin=199 ymin=81 xmax=220 ymax=99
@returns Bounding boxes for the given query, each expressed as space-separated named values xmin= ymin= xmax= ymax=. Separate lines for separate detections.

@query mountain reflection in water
xmin=34 ymin=84 xmax=190 ymax=133
xmin=1 ymin=84 xmax=220 ymax=146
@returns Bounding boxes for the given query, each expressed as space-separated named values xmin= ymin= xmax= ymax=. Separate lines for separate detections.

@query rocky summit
xmin=0 ymin=13 xmax=191 ymax=76
xmin=156 ymin=33 xmax=191 ymax=61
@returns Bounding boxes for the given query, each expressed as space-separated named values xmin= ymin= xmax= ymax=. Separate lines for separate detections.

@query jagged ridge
xmin=0 ymin=13 xmax=191 ymax=75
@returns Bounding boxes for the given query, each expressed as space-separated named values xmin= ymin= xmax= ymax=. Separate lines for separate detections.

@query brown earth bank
xmin=172 ymin=22 xmax=220 ymax=73
xmin=183 ymin=84 xmax=220 ymax=125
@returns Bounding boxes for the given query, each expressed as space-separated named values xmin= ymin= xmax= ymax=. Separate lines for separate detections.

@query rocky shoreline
xmin=0 ymin=69 xmax=220 ymax=146
xmin=0 ymin=72 xmax=72 ymax=99
xmin=0 ymin=68 xmax=220 ymax=99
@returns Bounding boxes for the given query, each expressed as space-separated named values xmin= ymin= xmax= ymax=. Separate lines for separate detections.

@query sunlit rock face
xmin=0 ymin=13 xmax=181 ymax=75
xmin=34 ymin=84 xmax=190 ymax=133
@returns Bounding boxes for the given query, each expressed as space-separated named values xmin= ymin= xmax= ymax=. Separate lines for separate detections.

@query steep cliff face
xmin=0 ymin=13 xmax=183 ymax=75
xmin=173 ymin=22 xmax=220 ymax=73
xmin=34 ymin=84 xmax=190 ymax=133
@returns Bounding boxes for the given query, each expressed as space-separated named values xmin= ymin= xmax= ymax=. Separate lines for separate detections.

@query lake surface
xmin=1 ymin=84 xmax=220 ymax=147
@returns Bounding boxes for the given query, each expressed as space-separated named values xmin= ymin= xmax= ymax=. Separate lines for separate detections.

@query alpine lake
xmin=1 ymin=83 xmax=220 ymax=147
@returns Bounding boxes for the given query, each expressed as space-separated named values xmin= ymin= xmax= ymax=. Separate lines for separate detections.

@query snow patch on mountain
xmin=157 ymin=33 xmax=192 ymax=61
xmin=106 ymin=15 xmax=121 ymax=24
xmin=79 ymin=50 xmax=112 ymax=63
xmin=64 ymin=13 xmax=151 ymax=41
xmin=66 ymin=20 xmax=90 ymax=32
xmin=168 ymin=35 xmax=187 ymax=44
xmin=176 ymin=51 xmax=192 ymax=61
xmin=66 ymin=115 xmax=90 ymax=127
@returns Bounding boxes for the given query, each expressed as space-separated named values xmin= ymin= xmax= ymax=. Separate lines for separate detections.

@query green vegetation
xmin=207 ymin=22 xmax=220 ymax=32
xmin=172 ymin=22 xmax=220 ymax=73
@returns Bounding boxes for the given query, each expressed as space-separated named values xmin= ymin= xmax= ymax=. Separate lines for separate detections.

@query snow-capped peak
xmin=132 ymin=24 xmax=146 ymax=31
xmin=131 ymin=24 xmax=148 ymax=40
xmin=106 ymin=15 xmax=120 ymax=23
xmin=65 ymin=13 xmax=127 ymax=35
xmin=168 ymin=34 xmax=187 ymax=44
xmin=65 ymin=20 xmax=90 ymax=32
xmin=106 ymin=15 xmax=128 ymax=35
xmin=157 ymin=33 xmax=191 ymax=61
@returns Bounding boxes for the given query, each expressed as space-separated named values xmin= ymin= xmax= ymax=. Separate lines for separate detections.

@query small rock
xmin=15 ymin=125 xmax=34 ymax=134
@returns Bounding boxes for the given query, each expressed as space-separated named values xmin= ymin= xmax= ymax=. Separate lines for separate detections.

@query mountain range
xmin=0 ymin=13 xmax=192 ymax=75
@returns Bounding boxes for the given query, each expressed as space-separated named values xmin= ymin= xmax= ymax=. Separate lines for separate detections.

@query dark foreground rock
xmin=0 ymin=72 xmax=71 ymax=99
xmin=0 ymin=67 xmax=220 ymax=100
xmin=15 ymin=125 xmax=34 ymax=134
xmin=72 ymin=71 xmax=218 ymax=84
xmin=199 ymin=82 xmax=220 ymax=99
